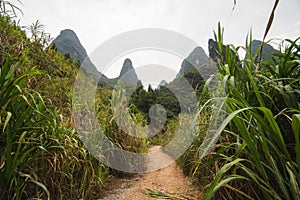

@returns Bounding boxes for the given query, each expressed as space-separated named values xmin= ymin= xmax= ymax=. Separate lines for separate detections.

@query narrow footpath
xmin=99 ymin=146 xmax=199 ymax=200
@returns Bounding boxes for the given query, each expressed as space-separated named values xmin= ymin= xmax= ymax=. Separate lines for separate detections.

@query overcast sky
xmin=14 ymin=0 xmax=300 ymax=85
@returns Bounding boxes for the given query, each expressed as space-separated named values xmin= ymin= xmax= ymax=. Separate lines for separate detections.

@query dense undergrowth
xmin=178 ymin=25 xmax=300 ymax=199
xmin=1 ymin=1 xmax=300 ymax=199
xmin=0 ymin=13 xmax=104 ymax=200
xmin=0 ymin=3 xmax=148 ymax=199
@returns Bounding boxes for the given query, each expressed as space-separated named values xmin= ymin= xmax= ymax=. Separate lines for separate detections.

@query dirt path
xmin=98 ymin=146 xmax=199 ymax=200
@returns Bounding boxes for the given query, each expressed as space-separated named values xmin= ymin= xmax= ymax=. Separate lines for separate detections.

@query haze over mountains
xmin=53 ymin=29 xmax=276 ymax=88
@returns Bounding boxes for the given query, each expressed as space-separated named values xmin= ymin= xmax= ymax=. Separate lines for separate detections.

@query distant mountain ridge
xmin=53 ymin=29 xmax=275 ymax=89
xmin=53 ymin=29 xmax=113 ymax=86
xmin=53 ymin=29 xmax=144 ymax=87
xmin=52 ymin=29 xmax=277 ymax=120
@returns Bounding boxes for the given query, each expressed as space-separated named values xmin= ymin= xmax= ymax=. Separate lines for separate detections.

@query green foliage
xmin=0 ymin=13 xmax=149 ymax=198
xmin=0 ymin=56 xmax=107 ymax=199
xmin=0 ymin=13 xmax=78 ymax=117
xmin=155 ymin=85 xmax=181 ymax=119
xmin=0 ymin=57 xmax=42 ymax=199
xmin=0 ymin=12 xmax=109 ymax=199
xmin=3 ymin=1 xmax=298 ymax=199
xmin=179 ymin=24 xmax=300 ymax=199
xmin=132 ymin=85 xmax=157 ymax=116
xmin=148 ymin=117 xmax=179 ymax=145
xmin=95 ymin=85 xmax=149 ymax=176
xmin=130 ymin=68 xmax=206 ymax=122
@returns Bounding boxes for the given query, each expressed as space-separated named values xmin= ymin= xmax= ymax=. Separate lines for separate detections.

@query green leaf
xmin=206 ymin=175 xmax=248 ymax=200
xmin=286 ymin=162 xmax=300 ymax=200
xmin=203 ymin=158 xmax=244 ymax=200
xmin=292 ymin=114 xmax=300 ymax=176
xmin=29 ymin=180 xmax=50 ymax=200
xmin=3 ymin=111 xmax=12 ymax=132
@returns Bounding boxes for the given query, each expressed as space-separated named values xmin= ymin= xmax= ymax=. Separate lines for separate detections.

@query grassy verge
xmin=178 ymin=25 xmax=300 ymax=199
xmin=0 ymin=11 xmax=148 ymax=199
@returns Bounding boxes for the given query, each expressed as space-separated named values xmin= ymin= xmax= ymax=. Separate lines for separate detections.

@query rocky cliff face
xmin=249 ymin=40 xmax=276 ymax=62
xmin=157 ymin=80 xmax=167 ymax=89
xmin=177 ymin=46 xmax=208 ymax=77
xmin=53 ymin=29 xmax=112 ymax=86
xmin=117 ymin=58 xmax=142 ymax=88
xmin=53 ymin=29 xmax=87 ymax=62
xmin=119 ymin=58 xmax=138 ymax=81
xmin=208 ymin=39 xmax=240 ymax=64
xmin=157 ymin=47 xmax=210 ymax=117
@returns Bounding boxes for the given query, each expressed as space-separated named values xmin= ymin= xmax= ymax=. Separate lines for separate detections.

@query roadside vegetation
xmin=0 ymin=0 xmax=299 ymax=199
xmin=178 ymin=25 xmax=300 ymax=199
xmin=0 ymin=2 xmax=147 ymax=199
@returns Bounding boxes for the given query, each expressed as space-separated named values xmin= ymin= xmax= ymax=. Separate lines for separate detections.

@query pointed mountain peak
xmin=249 ymin=40 xmax=275 ymax=62
xmin=53 ymin=29 xmax=87 ymax=62
xmin=118 ymin=58 xmax=139 ymax=86
xmin=158 ymin=80 xmax=167 ymax=89
xmin=59 ymin=29 xmax=77 ymax=37
xmin=124 ymin=58 xmax=132 ymax=64
xmin=177 ymin=46 xmax=208 ymax=77
xmin=192 ymin=46 xmax=207 ymax=55
xmin=119 ymin=58 xmax=134 ymax=77
xmin=53 ymin=29 xmax=113 ymax=86
xmin=57 ymin=29 xmax=82 ymax=47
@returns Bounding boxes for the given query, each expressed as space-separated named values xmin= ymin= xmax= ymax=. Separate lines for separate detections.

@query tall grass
xmin=95 ymin=84 xmax=149 ymax=175
xmin=0 ymin=56 xmax=109 ymax=199
xmin=0 ymin=9 xmax=110 ymax=199
xmin=1 ymin=8 xmax=150 ymax=198
xmin=0 ymin=56 xmax=46 ymax=199
xmin=180 ymin=25 xmax=300 ymax=199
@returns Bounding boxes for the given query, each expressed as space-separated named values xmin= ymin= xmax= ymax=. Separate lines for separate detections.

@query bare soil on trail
xmin=98 ymin=146 xmax=199 ymax=200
